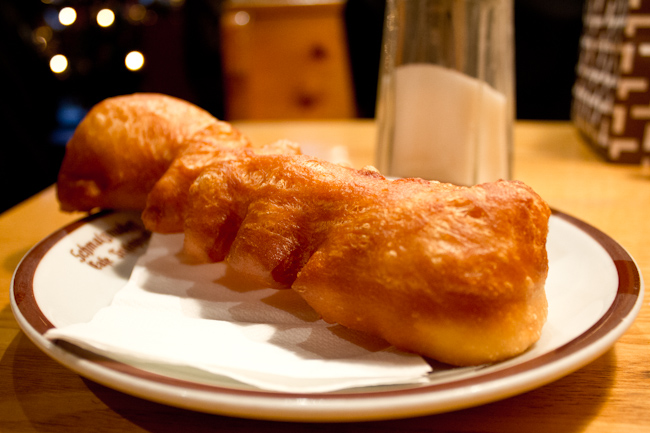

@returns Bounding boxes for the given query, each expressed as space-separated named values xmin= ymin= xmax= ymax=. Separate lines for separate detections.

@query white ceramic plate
xmin=10 ymin=210 xmax=644 ymax=422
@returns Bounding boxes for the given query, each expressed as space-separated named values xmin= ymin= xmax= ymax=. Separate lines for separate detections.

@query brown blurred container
xmin=220 ymin=0 xmax=356 ymax=120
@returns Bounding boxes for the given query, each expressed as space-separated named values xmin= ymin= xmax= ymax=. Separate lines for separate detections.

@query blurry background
xmin=0 ymin=0 xmax=584 ymax=213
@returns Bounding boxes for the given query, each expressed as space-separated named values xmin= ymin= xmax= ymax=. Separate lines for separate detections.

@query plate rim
xmin=10 ymin=209 xmax=645 ymax=422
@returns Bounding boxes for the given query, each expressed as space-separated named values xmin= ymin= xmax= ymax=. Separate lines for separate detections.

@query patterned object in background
xmin=572 ymin=0 xmax=650 ymax=165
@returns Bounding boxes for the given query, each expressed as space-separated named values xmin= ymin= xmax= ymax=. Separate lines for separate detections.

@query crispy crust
xmin=142 ymin=139 xmax=300 ymax=234
xmin=56 ymin=94 xmax=550 ymax=366
xmin=183 ymin=154 xmax=550 ymax=366
xmin=56 ymin=93 xmax=243 ymax=212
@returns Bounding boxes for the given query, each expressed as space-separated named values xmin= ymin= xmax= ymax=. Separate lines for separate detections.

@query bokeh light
xmin=58 ymin=7 xmax=76 ymax=26
xmin=128 ymin=4 xmax=147 ymax=22
xmin=125 ymin=51 xmax=145 ymax=71
xmin=50 ymin=54 xmax=68 ymax=73
xmin=234 ymin=11 xmax=250 ymax=26
xmin=33 ymin=25 xmax=53 ymax=50
xmin=96 ymin=9 xmax=115 ymax=27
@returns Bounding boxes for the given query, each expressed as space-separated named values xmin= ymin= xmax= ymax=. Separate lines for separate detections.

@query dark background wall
xmin=513 ymin=0 xmax=585 ymax=120
xmin=0 ymin=0 xmax=585 ymax=213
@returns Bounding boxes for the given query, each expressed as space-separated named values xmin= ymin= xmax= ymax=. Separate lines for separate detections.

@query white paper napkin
xmin=45 ymin=233 xmax=432 ymax=393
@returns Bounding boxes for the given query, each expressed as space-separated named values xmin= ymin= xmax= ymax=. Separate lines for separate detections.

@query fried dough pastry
xmin=57 ymin=93 xmax=250 ymax=212
xmin=142 ymin=139 xmax=300 ymax=234
xmin=182 ymin=154 xmax=551 ymax=366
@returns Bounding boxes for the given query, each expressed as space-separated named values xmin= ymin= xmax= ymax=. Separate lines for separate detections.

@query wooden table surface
xmin=1 ymin=120 xmax=649 ymax=432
